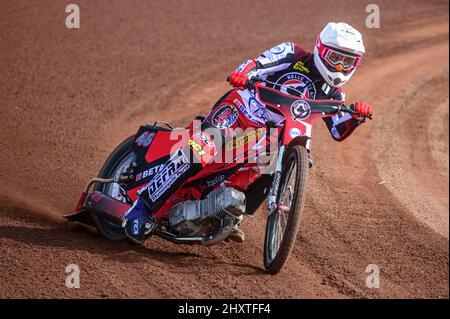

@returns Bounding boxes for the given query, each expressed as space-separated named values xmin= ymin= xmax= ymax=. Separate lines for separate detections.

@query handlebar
xmin=226 ymin=76 xmax=372 ymax=120
xmin=340 ymin=105 xmax=373 ymax=120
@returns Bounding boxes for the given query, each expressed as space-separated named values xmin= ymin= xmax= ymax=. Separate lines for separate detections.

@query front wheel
xmin=263 ymin=145 xmax=309 ymax=274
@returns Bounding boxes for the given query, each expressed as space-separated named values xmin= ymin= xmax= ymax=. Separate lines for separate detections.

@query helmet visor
xmin=324 ymin=49 xmax=360 ymax=70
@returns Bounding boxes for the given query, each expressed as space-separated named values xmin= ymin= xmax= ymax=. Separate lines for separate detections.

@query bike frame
xmin=255 ymin=82 xmax=347 ymax=147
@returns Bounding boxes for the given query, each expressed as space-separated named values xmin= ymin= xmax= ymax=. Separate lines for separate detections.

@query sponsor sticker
xmin=135 ymin=165 xmax=162 ymax=182
xmin=147 ymin=150 xmax=190 ymax=202
xmin=233 ymin=98 xmax=264 ymax=128
xmin=199 ymin=174 xmax=226 ymax=191
xmin=291 ymin=100 xmax=311 ymax=121
xmin=274 ymin=72 xmax=317 ymax=99
xmin=289 ymin=128 xmax=302 ymax=138
xmin=195 ymin=132 xmax=213 ymax=147
xmin=188 ymin=139 xmax=206 ymax=156
xmin=248 ymin=97 xmax=267 ymax=121
xmin=135 ymin=131 xmax=155 ymax=147
xmin=226 ymin=128 xmax=264 ymax=150
xmin=293 ymin=60 xmax=310 ymax=73
xmin=212 ymin=105 xmax=238 ymax=129
xmin=205 ymin=174 xmax=226 ymax=188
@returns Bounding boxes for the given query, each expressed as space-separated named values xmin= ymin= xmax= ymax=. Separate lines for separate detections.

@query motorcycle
xmin=65 ymin=77 xmax=371 ymax=274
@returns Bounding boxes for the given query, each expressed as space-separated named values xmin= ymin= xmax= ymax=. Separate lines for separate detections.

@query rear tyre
xmin=92 ymin=135 xmax=136 ymax=241
xmin=263 ymin=145 xmax=309 ymax=274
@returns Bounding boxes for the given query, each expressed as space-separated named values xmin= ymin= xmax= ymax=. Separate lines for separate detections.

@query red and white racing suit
xmin=222 ymin=41 xmax=361 ymax=142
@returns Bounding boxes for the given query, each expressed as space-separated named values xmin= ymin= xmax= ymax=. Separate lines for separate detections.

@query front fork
xmin=267 ymin=144 xmax=285 ymax=215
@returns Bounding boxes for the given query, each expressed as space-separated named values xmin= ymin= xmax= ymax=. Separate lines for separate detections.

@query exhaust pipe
xmin=201 ymin=216 xmax=234 ymax=246
xmin=154 ymin=216 xmax=234 ymax=246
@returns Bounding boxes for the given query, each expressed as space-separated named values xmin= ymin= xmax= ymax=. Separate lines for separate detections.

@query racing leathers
xmin=232 ymin=41 xmax=363 ymax=141
xmin=123 ymin=42 xmax=368 ymax=242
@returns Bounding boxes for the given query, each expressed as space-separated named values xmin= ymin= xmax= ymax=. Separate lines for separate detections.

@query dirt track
xmin=0 ymin=0 xmax=448 ymax=298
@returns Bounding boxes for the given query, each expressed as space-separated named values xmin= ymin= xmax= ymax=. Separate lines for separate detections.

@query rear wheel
xmin=92 ymin=135 xmax=135 ymax=240
xmin=263 ymin=145 xmax=309 ymax=274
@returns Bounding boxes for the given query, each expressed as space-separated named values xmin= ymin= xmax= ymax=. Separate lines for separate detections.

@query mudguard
xmin=65 ymin=192 xmax=130 ymax=224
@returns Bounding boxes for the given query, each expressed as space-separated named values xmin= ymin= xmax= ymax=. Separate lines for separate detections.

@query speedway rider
xmin=122 ymin=22 xmax=373 ymax=244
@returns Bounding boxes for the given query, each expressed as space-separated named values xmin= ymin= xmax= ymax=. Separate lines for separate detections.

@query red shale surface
xmin=0 ymin=0 xmax=448 ymax=298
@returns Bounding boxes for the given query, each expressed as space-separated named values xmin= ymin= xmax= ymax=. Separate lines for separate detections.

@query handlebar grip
xmin=245 ymin=76 xmax=264 ymax=90
xmin=245 ymin=80 xmax=255 ymax=90
xmin=341 ymin=104 xmax=373 ymax=120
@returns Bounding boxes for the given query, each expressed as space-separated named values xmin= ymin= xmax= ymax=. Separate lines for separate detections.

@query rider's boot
xmin=227 ymin=215 xmax=245 ymax=243
xmin=122 ymin=197 xmax=157 ymax=244
xmin=228 ymin=224 xmax=246 ymax=243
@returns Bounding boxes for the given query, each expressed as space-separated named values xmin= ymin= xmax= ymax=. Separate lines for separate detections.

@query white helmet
xmin=313 ymin=22 xmax=365 ymax=88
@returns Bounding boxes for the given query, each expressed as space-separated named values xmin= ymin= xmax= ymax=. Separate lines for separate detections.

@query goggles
xmin=317 ymin=38 xmax=362 ymax=74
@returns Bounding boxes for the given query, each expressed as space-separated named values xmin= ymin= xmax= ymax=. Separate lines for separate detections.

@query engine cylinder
xmin=169 ymin=187 xmax=246 ymax=236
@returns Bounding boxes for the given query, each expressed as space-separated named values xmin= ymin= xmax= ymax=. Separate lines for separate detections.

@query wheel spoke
xmin=267 ymin=159 xmax=298 ymax=262
xmin=276 ymin=217 xmax=282 ymax=250
xmin=105 ymin=154 xmax=134 ymax=202
xmin=264 ymin=145 xmax=308 ymax=273
xmin=270 ymin=216 xmax=279 ymax=260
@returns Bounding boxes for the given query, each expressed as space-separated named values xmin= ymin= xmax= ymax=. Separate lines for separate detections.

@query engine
xmin=169 ymin=187 xmax=246 ymax=236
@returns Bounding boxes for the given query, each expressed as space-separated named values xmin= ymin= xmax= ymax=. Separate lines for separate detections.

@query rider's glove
xmin=229 ymin=71 xmax=249 ymax=89
xmin=352 ymin=101 xmax=372 ymax=120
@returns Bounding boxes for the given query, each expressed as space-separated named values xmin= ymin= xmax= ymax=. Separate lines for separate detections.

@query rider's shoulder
xmin=290 ymin=42 xmax=312 ymax=61
xmin=262 ymin=42 xmax=312 ymax=63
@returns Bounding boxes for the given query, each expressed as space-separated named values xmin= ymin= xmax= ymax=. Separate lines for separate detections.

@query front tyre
xmin=92 ymin=135 xmax=136 ymax=241
xmin=263 ymin=145 xmax=309 ymax=274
